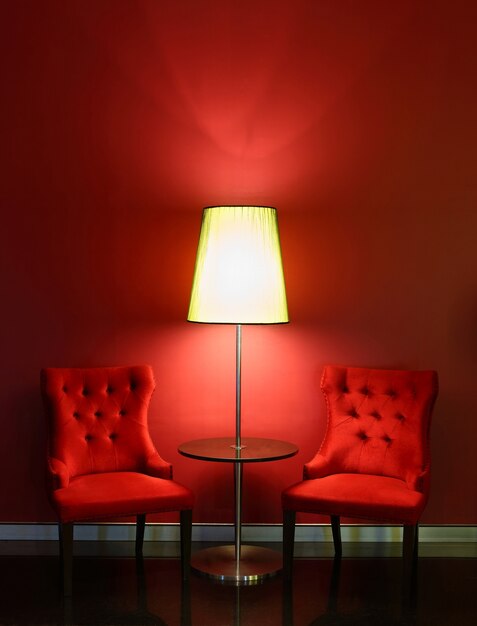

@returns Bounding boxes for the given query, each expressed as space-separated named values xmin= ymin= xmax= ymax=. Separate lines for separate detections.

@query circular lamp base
xmin=191 ymin=545 xmax=282 ymax=584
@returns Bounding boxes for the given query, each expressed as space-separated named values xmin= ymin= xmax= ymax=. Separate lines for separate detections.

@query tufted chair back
xmin=41 ymin=365 xmax=157 ymax=479
xmin=318 ymin=365 xmax=438 ymax=490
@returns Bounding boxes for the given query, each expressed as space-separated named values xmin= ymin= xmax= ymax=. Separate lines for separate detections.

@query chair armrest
xmin=47 ymin=456 xmax=69 ymax=490
xmin=406 ymin=467 xmax=430 ymax=493
xmin=303 ymin=453 xmax=332 ymax=480
xmin=143 ymin=451 xmax=173 ymax=480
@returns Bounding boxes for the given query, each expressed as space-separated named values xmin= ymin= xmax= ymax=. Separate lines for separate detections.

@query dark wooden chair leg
xmin=283 ymin=510 xmax=296 ymax=581
xmin=136 ymin=513 xmax=146 ymax=556
xmin=402 ymin=524 xmax=418 ymax=583
xmin=180 ymin=509 xmax=192 ymax=581
xmin=59 ymin=522 xmax=73 ymax=596
xmin=331 ymin=515 xmax=342 ymax=558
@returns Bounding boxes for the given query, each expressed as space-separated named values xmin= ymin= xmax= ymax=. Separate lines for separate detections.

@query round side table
xmin=178 ymin=436 xmax=298 ymax=584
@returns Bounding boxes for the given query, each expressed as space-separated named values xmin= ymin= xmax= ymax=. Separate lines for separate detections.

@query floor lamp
xmin=187 ymin=205 xmax=289 ymax=581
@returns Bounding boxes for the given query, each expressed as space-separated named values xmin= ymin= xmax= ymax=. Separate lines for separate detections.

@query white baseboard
xmin=1 ymin=523 xmax=476 ymax=543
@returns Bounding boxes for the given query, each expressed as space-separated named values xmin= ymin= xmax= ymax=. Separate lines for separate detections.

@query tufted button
xmin=361 ymin=387 xmax=369 ymax=395
xmin=383 ymin=435 xmax=392 ymax=444
xmin=94 ymin=411 xmax=102 ymax=418
xmin=82 ymin=388 xmax=89 ymax=396
xmin=387 ymin=390 xmax=397 ymax=399
xmin=85 ymin=434 xmax=93 ymax=441
xmin=73 ymin=411 xmax=80 ymax=419
xmin=371 ymin=411 xmax=381 ymax=420
xmin=106 ymin=385 xmax=114 ymax=394
xmin=358 ymin=432 xmax=368 ymax=440
xmin=119 ymin=409 xmax=126 ymax=416
xmin=109 ymin=433 xmax=117 ymax=440
xmin=396 ymin=413 xmax=405 ymax=421
xmin=130 ymin=381 xmax=137 ymax=391
xmin=341 ymin=386 xmax=349 ymax=394
xmin=62 ymin=386 xmax=68 ymax=393
xmin=349 ymin=408 xmax=359 ymax=418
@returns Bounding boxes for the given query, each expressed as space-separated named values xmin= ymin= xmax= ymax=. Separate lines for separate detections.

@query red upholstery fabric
xmin=52 ymin=472 xmax=194 ymax=524
xmin=282 ymin=365 xmax=438 ymax=524
xmin=282 ymin=474 xmax=426 ymax=525
xmin=41 ymin=365 xmax=194 ymax=522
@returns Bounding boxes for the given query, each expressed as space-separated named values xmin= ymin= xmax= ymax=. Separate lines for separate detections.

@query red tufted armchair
xmin=41 ymin=365 xmax=194 ymax=595
xmin=282 ymin=365 xmax=438 ymax=580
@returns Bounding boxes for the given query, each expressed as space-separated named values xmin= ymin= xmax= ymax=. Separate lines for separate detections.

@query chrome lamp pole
xmin=234 ymin=323 xmax=243 ymax=563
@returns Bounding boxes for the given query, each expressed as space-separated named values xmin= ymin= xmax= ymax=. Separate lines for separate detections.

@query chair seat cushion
xmin=282 ymin=473 xmax=426 ymax=525
xmin=51 ymin=471 xmax=194 ymax=523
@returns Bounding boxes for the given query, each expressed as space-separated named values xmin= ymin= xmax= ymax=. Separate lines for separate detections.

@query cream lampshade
xmin=188 ymin=206 xmax=288 ymax=325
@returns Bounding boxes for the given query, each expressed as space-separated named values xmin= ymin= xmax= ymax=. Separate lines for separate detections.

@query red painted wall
xmin=1 ymin=0 xmax=476 ymax=524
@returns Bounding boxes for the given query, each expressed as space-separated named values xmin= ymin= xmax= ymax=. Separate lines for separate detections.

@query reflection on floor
xmin=0 ymin=541 xmax=475 ymax=625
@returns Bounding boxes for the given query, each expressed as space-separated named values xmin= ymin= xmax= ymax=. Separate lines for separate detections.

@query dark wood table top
xmin=178 ymin=436 xmax=298 ymax=463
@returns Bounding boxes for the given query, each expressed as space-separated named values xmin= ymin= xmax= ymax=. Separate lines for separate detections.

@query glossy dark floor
xmin=0 ymin=542 xmax=475 ymax=625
